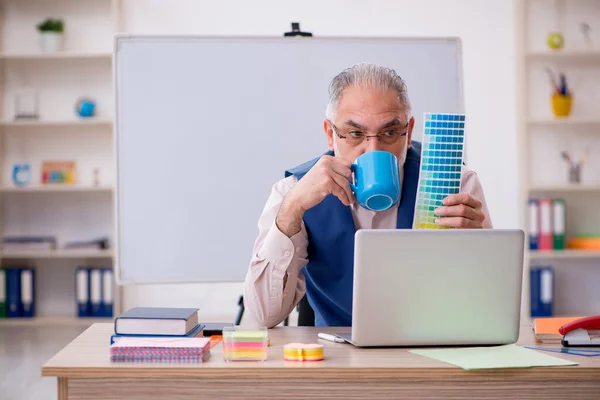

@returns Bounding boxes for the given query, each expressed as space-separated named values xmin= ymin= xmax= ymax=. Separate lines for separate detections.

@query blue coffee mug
xmin=350 ymin=150 xmax=401 ymax=211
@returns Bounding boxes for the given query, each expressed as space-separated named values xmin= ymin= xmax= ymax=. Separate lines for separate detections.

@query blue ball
xmin=76 ymin=98 xmax=96 ymax=118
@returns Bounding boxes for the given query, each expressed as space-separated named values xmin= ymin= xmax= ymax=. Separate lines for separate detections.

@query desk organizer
xmin=222 ymin=327 xmax=268 ymax=361
xmin=283 ymin=343 xmax=324 ymax=361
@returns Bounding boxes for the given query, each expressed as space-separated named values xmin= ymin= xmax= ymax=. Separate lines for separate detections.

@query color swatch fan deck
xmin=413 ymin=113 xmax=465 ymax=229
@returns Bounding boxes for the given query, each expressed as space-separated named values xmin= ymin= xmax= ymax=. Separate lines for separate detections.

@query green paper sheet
xmin=409 ymin=344 xmax=578 ymax=370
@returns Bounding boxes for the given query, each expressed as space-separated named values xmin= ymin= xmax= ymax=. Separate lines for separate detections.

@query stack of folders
xmin=528 ymin=198 xmax=566 ymax=251
xmin=110 ymin=307 xmax=205 ymax=345
xmin=530 ymin=265 xmax=554 ymax=318
xmin=76 ymin=267 xmax=113 ymax=318
xmin=0 ymin=267 xmax=35 ymax=318
xmin=110 ymin=337 xmax=211 ymax=363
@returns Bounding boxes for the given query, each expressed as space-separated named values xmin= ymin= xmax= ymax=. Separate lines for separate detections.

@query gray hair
xmin=325 ymin=62 xmax=412 ymax=121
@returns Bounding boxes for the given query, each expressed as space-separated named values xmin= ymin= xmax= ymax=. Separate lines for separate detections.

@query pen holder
xmin=222 ymin=326 xmax=268 ymax=361
xmin=552 ymin=94 xmax=572 ymax=118
xmin=568 ymin=164 xmax=581 ymax=184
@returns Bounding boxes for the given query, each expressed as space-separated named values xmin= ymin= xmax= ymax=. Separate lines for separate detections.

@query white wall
xmin=119 ymin=0 xmax=520 ymax=322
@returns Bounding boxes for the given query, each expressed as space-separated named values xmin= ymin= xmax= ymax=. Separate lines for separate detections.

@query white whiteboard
xmin=114 ymin=35 xmax=464 ymax=284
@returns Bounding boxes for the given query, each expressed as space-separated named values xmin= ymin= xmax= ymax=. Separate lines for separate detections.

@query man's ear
xmin=407 ymin=116 xmax=415 ymax=148
xmin=324 ymin=119 xmax=335 ymax=151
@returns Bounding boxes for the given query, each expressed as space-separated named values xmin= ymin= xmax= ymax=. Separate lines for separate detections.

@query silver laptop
xmin=336 ymin=229 xmax=524 ymax=347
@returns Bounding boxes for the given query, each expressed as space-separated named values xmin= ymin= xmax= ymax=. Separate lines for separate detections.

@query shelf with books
xmin=0 ymin=185 xmax=114 ymax=193
xmin=0 ymin=316 xmax=112 ymax=327
xmin=0 ymin=249 xmax=114 ymax=259
xmin=0 ymin=119 xmax=113 ymax=128
xmin=529 ymin=184 xmax=600 ymax=193
xmin=526 ymin=50 xmax=600 ymax=63
xmin=529 ymin=249 xmax=600 ymax=260
xmin=526 ymin=117 xmax=600 ymax=127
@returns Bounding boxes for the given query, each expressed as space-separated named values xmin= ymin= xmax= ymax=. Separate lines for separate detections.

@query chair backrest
xmin=297 ymin=295 xmax=315 ymax=326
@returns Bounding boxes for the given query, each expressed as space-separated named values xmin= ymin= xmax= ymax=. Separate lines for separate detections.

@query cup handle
xmin=350 ymin=164 xmax=357 ymax=193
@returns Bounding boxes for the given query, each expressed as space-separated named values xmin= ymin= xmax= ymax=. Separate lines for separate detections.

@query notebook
xmin=114 ymin=307 xmax=199 ymax=335
xmin=110 ymin=323 xmax=205 ymax=344
xmin=533 ymin=316 xmax=584 ymax=343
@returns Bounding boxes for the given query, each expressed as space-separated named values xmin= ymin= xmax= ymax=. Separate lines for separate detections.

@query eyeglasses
xmin=330 ymin=121 xmax=408 ymax=146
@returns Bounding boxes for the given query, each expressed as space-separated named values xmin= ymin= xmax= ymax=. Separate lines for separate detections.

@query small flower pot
xmin=39 ymin=32 xmax=64 ymax=52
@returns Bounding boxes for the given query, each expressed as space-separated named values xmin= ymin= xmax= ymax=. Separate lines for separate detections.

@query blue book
xmin=114 ymin=307 xmax=199 ymax=335
xmin=110 ymin=323 xmax=205 ymax=345
xmin=5 ymin=268 xmax=21 ymax=318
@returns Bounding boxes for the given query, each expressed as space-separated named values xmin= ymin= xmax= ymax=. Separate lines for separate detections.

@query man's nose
xmin=365 ymin=136 xmax=384 ymax=152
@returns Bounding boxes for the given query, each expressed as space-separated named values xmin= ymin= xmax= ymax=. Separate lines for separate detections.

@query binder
xmin=538 ymin=199 xmax=553 ymax=250
xmin=528 ymin=199 xmax=539 ymax=250
xmin=552 ymin=199 xmax=566 ymax=250
xmin=101 ymin=268 xmax=114 ymax=318
xmin=0 ymin=268 xmax=6 ymax=318
xmin=5 ymin=268 xmax=21 ymax=318
xmin=90 ymin=268 xmax=102 ymax=317
xmin=20 ymin=268 xmax=35 ymax=317
xmin=530 ymin=265 xmax=554 ymax=317
xmin=530 ymin=267 xmax=540 ymax=317
xmin=76 ymin=267 xmax=90 ymax=317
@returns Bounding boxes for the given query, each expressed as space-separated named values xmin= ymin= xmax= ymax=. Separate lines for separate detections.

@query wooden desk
xmin=42 ymin=323 xmax=600 ymax=400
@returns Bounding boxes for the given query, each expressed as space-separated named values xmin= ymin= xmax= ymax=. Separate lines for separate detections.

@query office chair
xmin=296 ymin=294 xmax=315 ymax=326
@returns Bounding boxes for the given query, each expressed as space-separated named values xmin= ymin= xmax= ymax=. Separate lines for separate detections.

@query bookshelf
xmin=1 ymin=249 xmax=114 ymax=260
xmin=517 ymin=0 xmax=600 ymax=318
xmin=0 ymin=119 xmax=113 ymax=128
xmin=0 ymin=0 xmax=122 ymax=324
xmin=0 ymin=185 xmax=114 ymax=193
xmin=0 ymin=315 xmax=112 ymax=327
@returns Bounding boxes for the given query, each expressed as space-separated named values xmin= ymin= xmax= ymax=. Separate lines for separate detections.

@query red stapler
xmin=559 ymin=315 xmax=600 ymax=347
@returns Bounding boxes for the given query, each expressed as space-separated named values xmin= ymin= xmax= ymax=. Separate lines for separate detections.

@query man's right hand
xmin=276 ymin=156 xmax=354 ymax=237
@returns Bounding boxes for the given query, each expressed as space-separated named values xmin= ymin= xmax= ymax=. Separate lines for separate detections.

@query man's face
xmin=324 ymin=86 xmax=414 ymax=165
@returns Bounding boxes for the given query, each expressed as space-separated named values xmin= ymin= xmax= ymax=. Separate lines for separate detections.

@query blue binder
xmin=89 ymin=268 xmax=103 ymax=317
xmin=75 ymin=267 xmax=90 ymax=317
xmin=530 ymin=265 xmax=554 ymax=317
xmin=101 ymin=267 xmax=113 ymax=318
xmin=20 ymin=268 xmax=35 ymax=317
xmin=528 ymin=199 xmax=539 ymax=250
xmin=5 ymin=268 xmax=21 ymax=318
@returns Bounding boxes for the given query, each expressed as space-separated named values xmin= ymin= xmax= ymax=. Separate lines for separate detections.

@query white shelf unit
xmin=1 ymin=249 xmax=114 ymax=259
xmin=0 ymin=118 xmax=113 ymax=128
xmin=0 ymin=0 xmax=123 ymax=324
xmin=0 ymin=184 xmax=114 ymax=193
xmin=517 ymin=0 xmax=600 ymax=318
xmin=529 ymin=250 xmax=600 ymax=260
xmin=0 ymin=52 xmax=112 ymax=60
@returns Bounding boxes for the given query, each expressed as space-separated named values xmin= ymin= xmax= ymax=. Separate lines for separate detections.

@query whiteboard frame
xmin=112 ymin=34 xmax=465 ymax=285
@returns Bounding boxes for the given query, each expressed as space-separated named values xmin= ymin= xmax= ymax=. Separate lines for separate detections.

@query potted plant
xmin=36 ymin=18 xmax=64 ymax=52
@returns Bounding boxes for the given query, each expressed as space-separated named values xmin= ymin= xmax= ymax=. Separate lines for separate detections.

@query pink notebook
xmin=111 ymin=337 xmax=211 ymax=350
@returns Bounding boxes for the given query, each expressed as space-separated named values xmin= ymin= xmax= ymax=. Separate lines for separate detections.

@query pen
xmin=318 ymin=332 xmax=346 ymax=343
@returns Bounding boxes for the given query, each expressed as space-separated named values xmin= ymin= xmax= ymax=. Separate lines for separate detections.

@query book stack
xmin=533 ymin=316 xmax=585 ymax=343
xmin=110 ymin=307 xmax=205 ymax=345
xmin=110 ymin=337 xmax=211 ymax=363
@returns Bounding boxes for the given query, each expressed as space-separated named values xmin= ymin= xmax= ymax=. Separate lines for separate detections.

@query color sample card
xmin=413 ymin=113 xmax=465 ymax=229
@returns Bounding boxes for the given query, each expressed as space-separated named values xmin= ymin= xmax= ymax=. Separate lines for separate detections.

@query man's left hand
xmin=434 ymin=193 xmax=485 ymax=229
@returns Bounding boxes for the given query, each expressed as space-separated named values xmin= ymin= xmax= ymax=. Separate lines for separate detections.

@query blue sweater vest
xmin=284 ymin=141 xmax=422 ymax=326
